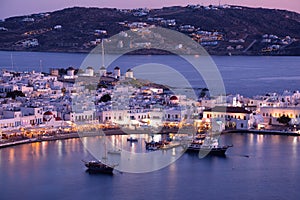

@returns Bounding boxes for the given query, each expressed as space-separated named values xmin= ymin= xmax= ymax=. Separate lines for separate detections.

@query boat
xmin=82 ymin=160 xmax=115 ymax=174
xmin=195 ymin=133 xmax=206 ymax=140
xmin=186 ymin=137 xmax=233 ymax=156
xmin=145 ymin=140 xmax=170 ymax=151
xmin=127 ymin=137 xmax=138 ymax=142
xmin=82 ymin=132 xmax=118 ymax=174
xmin=159 ymin=142 xmax=183 ymax=150
xmin=107 ymin=149 xmax=122 ymax=155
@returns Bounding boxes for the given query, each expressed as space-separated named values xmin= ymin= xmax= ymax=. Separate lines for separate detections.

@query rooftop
xmin=204 ymin=106 xmax=252 ymax=114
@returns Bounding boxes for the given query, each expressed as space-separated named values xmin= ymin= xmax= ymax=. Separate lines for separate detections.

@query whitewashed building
xmin=259 ymin=106 xmax=300 ymax=125
xmin=203 ymin=106 xmax=253 ymax=130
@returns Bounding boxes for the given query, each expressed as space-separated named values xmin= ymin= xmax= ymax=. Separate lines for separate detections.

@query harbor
xmin=0 ymin=133 xmax=299 ymax=200
xmin=2 ymin=124 xmax=299 ymax=149
xmin=0 ymin=1 xmax=299 ymax=199
xmin=0 ymin=53 xmax=299 ymax=199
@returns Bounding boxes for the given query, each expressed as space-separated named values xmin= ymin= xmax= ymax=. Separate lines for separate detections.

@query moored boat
xmin=127 ymin=137 xmax=138 ymax=142
xmin=186 ymin=138 xmax=233 ymax=156
xmin=145 ymin=140 xmax=170 ymax=151
xmin=82 ymin=160 xmax=115 ymax=174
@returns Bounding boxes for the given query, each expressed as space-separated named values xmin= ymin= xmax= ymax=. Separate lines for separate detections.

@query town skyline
xmin=1 ymin=0 xmax=299 ymax=19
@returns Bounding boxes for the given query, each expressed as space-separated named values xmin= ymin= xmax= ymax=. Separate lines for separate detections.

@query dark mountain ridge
xmin=0 ymin=5 xmax=299 ymax=55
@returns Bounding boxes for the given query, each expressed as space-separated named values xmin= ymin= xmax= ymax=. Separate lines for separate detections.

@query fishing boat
xmin=83 ymin=131 xmax=118 ymax=174
xmin=82 ymin=160 xmax=115 ymax=174
xmin=186 ymin=137 xmax=233 ymax=156
xmin=145 ymin=140 xmax=170 ymax=151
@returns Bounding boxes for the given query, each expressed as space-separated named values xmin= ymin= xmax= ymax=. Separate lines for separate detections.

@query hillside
xmin=0 ymin=5 xmax=299 ymax=55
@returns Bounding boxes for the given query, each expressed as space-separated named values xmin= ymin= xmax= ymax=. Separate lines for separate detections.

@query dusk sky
xmin=1 ymin=0 xmax=299 ymax=19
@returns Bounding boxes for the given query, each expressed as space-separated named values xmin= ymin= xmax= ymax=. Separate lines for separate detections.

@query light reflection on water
xmin=0 ymin=133 xmax=299 ymax=200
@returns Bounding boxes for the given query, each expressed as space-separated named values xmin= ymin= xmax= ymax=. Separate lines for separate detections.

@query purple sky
xmin=1 ymin=0 xmax=299 ymax=19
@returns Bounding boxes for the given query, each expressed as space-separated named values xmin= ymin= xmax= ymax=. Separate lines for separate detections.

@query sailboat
xmin=82 ymin=160 xmax=115 ymax=174
xmin=83 ymin=133 xmax=117 ymax=174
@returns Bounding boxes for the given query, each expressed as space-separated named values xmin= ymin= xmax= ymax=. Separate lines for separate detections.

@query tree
xmin=99 ymin=94 xmax=111 ymax=102
xmin=200 ymin=88 xmax=209 ymax=98
xmin=61 ymin=87 xmax=66 ymax=95
xmin=6 ymin=90 xmax=25 ymax=99
xmin=277 ymin=115 xmax=291 ymax=125
xmin=97 ymin=81 xmax=108 ymax=89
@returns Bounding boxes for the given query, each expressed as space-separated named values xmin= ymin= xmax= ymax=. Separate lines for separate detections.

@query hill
xmin=0 ymin=5 xmax=299 ymax=55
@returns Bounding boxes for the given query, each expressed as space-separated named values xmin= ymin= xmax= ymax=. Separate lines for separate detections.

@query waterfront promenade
xmin=1 ymin=125 xmax=299 ymax=149
xmin=0 ymin=127 xmax=180 ymax=149
xmin=224 ymin=129 xmax=300 ymax=136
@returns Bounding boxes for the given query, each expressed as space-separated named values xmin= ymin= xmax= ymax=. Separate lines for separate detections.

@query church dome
xmin=170 ymin=96 xmax=178 ymax=100
xmin=44 ymin=111 xmax=53 ymax=115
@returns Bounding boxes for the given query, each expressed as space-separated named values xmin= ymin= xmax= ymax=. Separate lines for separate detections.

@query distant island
xmin=0 ymin=4 xmax=299 ymax=55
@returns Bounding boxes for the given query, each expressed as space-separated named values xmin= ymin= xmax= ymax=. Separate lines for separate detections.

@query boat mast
xmin=102 ymin=133 xmax=108 ymax=161
xmin=101 ymin=40 xmax=105 ymax=68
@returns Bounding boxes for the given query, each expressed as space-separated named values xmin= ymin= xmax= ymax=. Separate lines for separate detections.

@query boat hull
xmin=127 ymin=138 xmax=138 ymax=142
xmin=84 ymin=161 xmax=114 ymax=174
xmin=186 ymin=146 xmax=231 ymax=156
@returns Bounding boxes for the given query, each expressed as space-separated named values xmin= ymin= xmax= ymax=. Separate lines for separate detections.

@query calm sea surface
xmin=0 ymin=51 xmax=300 ymax=96
xmin=0 ymin=134 xmax=299 ymax=200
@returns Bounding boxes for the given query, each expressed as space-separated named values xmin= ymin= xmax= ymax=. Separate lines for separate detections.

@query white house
xmin=203 ymin=106 xmax=253 ymax=130
xmin=259 ymin=106 xmax=300 ymax=125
